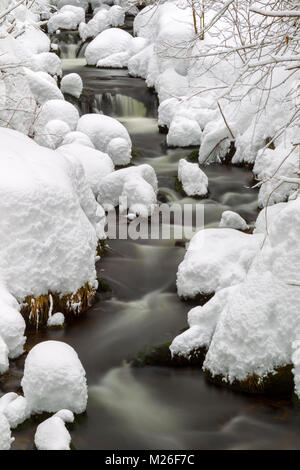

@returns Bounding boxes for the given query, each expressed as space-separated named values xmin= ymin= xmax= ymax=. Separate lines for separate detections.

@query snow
xmin=85 ymin=28 xmax=146 ymax=68
xmin=0 ymin=128 xmax=98 ymax=304
xmin=35 ymin=119 xmax=71 ymax=149
xmin=56 ymin=0 xmax=89 ymax=9
xmin=79 ymin=5 xmax=125 ymax=41
xmin=0 ymin=284 xmax=26 ymax=360
xmin=24 ymin=67 xmax=64 ymax=104
xmin=98 ymin=164 xmax=158 ymax=216
xmin=77 ymin=114 xmax=132 ymax=166
xmin=57 ymin=143 xmax=115 ymax=196
xmin=0 ymin=413 xmax=13 ymax=450
xmin=34 ymin=52 xmax=62 ymax=77
xmin=47 ymin=312 xmax=65 ymax=327
xmin=177 ymin=159 xmax=208 ymax=197
xmin=34 ymin=99 xmax=80 ymax=134
xmin=62 ymin=131 xmax=95 ymax=148
xmin=177 ymin=228 xmax=263 ymax=298
xmin=219 ymin=211 xmax=249 ymax=231
xmin=0 ymin=395 xmax=30 ymax=429
xmin=34 ymin=410 xmax=74 ymax=450
xmin=0 ymin=338 xmax=9 ymax=375
xmin=47 ymin=6 xmax=85 ymax=34
xmin=167 ymin=116 xmax=202 ymax=148
xmin=22 ymin=341 xmax=88 ymax=414
xmin=61 ymin=73 xmax=83 ymax=99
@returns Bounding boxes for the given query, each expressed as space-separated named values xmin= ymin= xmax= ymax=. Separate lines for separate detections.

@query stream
xmin=3 ymin=28 xmax=300 ymax=450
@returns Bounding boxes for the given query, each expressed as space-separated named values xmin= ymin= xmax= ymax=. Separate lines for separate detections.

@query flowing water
xmin=4 ymin=32 xmax=300 ymax=451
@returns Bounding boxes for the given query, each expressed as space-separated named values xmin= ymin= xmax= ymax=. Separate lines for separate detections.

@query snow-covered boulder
xmin=22 ymin=341 xmax=88 ymax=414
xmin=98 ymin=164 xmax=158 ymax=216
xmin=85 ymin=28 xmax=145 ymax=68
xmin=34 ymin=410 xmax=74 ymax=450
xmin=57 ymin=143 xmax=114 ymax=196
xmin=79 ymin=6 xmax=125 ymax=41
xmin=177 ymin=159 xmax=208 ymax=197
xmin=34 ymin=99 xmax=80 ymax=134
xmin=219 ymin=211 xmax=249 ymax=231
xmin=36 ymin=119 xmax=71 ymax=149
xmin=24 ymin=68 xmax=64 ymax=105
xmin=62 ymin=131 xmax=95 ymax=148
xmin=77 ymin=114 xmax=132 ymax=165
xmin=0 ymin=128 xmax=98 ymax=325
xmin=48 ymin=5 xmax=85 ymax=34
xmin=0 ymin=394 xmax=30 ymax=429
xmin=56 ymin=0 xmax=89 ymax=9
xmin=47 ymin=312 xmax=65 ymax=327
xmin=177 ymin=228 xmax=263 ymax=298
xmin=61 ymin=73 xmax=83 ymax=99
xmin=167 ymin=116 xmax=202 ymax=147
xmin=34 ymin=52 xmax=62 ymax=77
xmin=0 ymin=413 xmax=13 ymax=450
xmin=0 ymin=285 xmax=26 ymax=360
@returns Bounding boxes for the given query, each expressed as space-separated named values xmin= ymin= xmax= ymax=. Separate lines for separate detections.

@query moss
xmin=204 ymin=364 xmax=294 ymax=397
xmin=131 ymin=342 xmax=206 ymax=368
xmin=186 ymin=149 xmax=200 ymax=163
xmin=98 ymin=279 xmax=112 ymax=294
xmin=21 ymin=282 xmax=96 ymax=329
xmin=131 ymin=148 xmax=144 ymax=159
xmin=97 ymin=239 xmax=107 ymax=256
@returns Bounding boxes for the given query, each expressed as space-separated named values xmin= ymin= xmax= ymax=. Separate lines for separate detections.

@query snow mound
xmin=0 ymin=337 xmax=8 ymax=375
xmin=0 ymin=395 xmax=30 ymax=429
xmin=47 ymin=312 xmax=65 ymax=327
xmin=167 ymin=116 xmax=202 ymax=148
xmin=34 ymin=52 xmax=62 ymax=77
xmin=177 ymin=228 xmax=263 ymax=298
xmin=48 ymin=5 xmax=85 ymax=34
xmin=85 ymin=28 xmax=145 ymax=68
xmin=98 ymin=164 xmax=158 ymax=216
xmin=77 ymin=114 xmax=132 ymax=165
xmin=24 ymin=68 xmax=64 ymax=105
xmin=0 ymin=128 xmax=98 ymax=305
xmin=36 ymin=119 xmax=71 ymax=149
xmin=57 ymin=143 xmax=114 ymax=196
xmin=34 ymin=410 xmax=74 ymax=450
xmin=178 ymin=159 xmax=208 ymax=197
xmin=62 ymin=131 xmax=95 ymax=148
xmin=0 ymin=413 xmax=13 ymax=450
xmin=0 ymin=284 xmax=26 ymax=360
xmin=219 ymin=211 xmax=249 ymax=231
xmin=79 ymin=6 xmax=125 ymax=41
xmin=61 ymin=73 xmax=83 ymax=99
xmin=35 ymin=99 xmax=80 ymax=132
xmin=22 ymin=341 xmax=88 ymax=414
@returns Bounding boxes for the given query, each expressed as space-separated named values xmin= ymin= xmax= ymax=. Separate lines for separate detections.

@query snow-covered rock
xmin=0 ymin=285 xmax=26 ymax=360
xmin=22 ymin=341 xmax=88 ymax=414
xmin=177 ymin=228 xmax=263 ymax=298
xmin=35 ymin=99 xmax=80 ymax=133
xmin=178 ymin=159 xmax=208 ymax=197
xmin=0 ymin=413 xmax=13 ymax=450
xmin=57 ymin=143 xmax=114 ymax=196
xmin=0 ymin=395 xmax=30 ymax=429
xmin=34 ymin=410 xmax=74 ymax=450
xmin=79 ymin=5 xmax=125 ymax=41
xmin=24 ymin=68 xmax=64 ymax=105
xmin=98 ymin=164 xmax=158 ymax=216
xmin=77 ymin=114 xmax=132 ymax=166
xmin=36 ymin=119 xmax=71 ymax=149
xmin=62 ymin=131 xmax=95 ymax=148
xmin=34 ymin=52 xmax=62 ymax=77
xmin=47 ymin=312 xmax=65 ymax=327
xmin=167 ymin=116 xmax=202 ymax=147
xmin=61 ymin=73 xmax=83 ymax=99
xmin=219 ymin=211 xmax=249 ymax=231
xmin=48 ymin=5 xmax=85 ymax=34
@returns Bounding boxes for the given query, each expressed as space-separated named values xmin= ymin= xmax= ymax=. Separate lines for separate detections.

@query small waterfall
xmin=94 ymin=93 xmax=147 ymax=118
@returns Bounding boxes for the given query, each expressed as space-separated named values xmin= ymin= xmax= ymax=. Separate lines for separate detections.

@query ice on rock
xmin=47 ymin=312 xmax=65 ymax=327
xmin=57 ymin=143 xmax=114 ymax=196
xmin=77 ymin=114 xmax=132 ymax=166
xmin=178 ymin=159 xmax=208 ymax=197
xmin=0 ymin=413 xmax=13 ymax=450
xmin=24 ymin=68 xmax=64 ymax=105
xmin=34 ymin=410 xmax=74 ymax=450
xmin=61 ymin=73 xmax=83 ymax=99
xmin=22 ymin=341 xmax=88 ymax=414
xmin=62 ymin=131 xmax=95 ymax=149
xmin=0 ymin=128 xmax=98 ymax=305
xmin=177 ymin=228 xmax=263 ymax=298
xmin=48 ymin=6 xmax=85 ymax=34
xmin=98 ymin=164 xmax=158 ymax=215
xmin=219 ymin=211 xmax=249 ymax=231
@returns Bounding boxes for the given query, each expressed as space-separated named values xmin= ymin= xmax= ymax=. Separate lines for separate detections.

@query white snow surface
xmin=178 ymin=159 xmax=208 ymax=197
xmin=34 ymin=410 xmax=74 ymax=450
xmin=47 ymin=312 xmax=65 ymax=327
xmin=219 ymin=211 xmax=249 ymax=231
xmin=0 ymin=413 xmax=13 ymax=450
xmin=177 ymin=228 xmax=263 ymax=298
xmin=22 ymin=341 xmax=88 ymax=414
xmin=61 ymin=73 xmax=83 ymax=98
xmin=77 ymin=114 xmax=132 ymax=165
xmin=48 ymin=6 xmax=85 ymax=34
